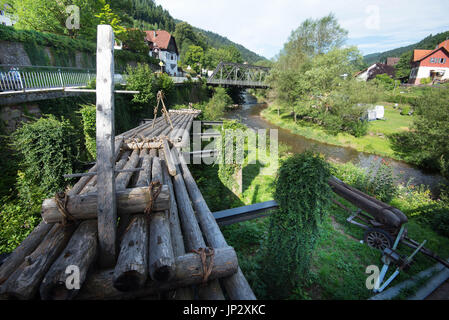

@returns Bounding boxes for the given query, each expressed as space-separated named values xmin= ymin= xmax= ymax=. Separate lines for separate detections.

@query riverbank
xmin=260 ymin=101 xmax=413 ymax=161
xmin=190 ymin=146 xmax=449 ymax=300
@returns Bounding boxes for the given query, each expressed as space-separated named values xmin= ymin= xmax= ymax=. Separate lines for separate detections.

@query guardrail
xmin=0 ymin=65 xmax=127 ymax=93
xmin=0 ymin=65 xmax=196 ymax=94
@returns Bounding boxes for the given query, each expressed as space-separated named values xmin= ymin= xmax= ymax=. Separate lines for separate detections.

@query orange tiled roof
xmin=413 ymin=49 xmax=433 ymax=62
xmin=438 ymin=39 xmax=449 ymax=51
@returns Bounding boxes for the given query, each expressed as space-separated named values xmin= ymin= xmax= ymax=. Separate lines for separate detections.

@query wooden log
xmin=135 ymin=149 xmax=152 ymax=187
xmin=147 ymin=150 xmax=175 ymax=282
xmin=159 ymin=114 xmax=186 ymax=137
xmin=0 ymin=224 xmax=76 ymax=300
xmin=139 ymin=114 xmax=181 ymax=139
xmin=96 ymin=24 xmax=117 ymax=268
xmin=151 ymin=154 xmax=163 ymax=184
xmin=115 ymin=149 xmax=140 ymax=190
xmin=115 ymin=149 xmax=142 ymax=238
xmin=177 ymin=115 xmax=195 ymax=147
xmin=170 ymin=151 xmax=225 ymax=300
xmin=328 ymin=177 xmax=404 ymax=227
xmin=0 ymin=221 xmax=53 ymax=285
xmin=174 ymin=149 xmax=256 ymax=300
xmin=160 ymin=155 xmax=193 ymax=299
xmin=76 ymin=246 xmax=237 ymax=300
xmin=169 ymin=114 xmax=190 ymax=141
xmin=39 ymin=220 xmax=98 ymax=300
xmin=148 ymin=211 xmax=175 ymax=282
xmin=113 ymin=215 xmax=148 ymax=292
xmin=160 ymin=155 xmax=185 ymax=258
xmin=162 ymin=138 xmax=177 ymax=176
xmin=41 ymin=185 xmax=170 ymax=224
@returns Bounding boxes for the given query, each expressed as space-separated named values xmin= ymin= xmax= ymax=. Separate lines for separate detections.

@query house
xmin=0 ymin=5 xmax=15 ymax=26
xmin=355 ymin=63 xmax=396 ymax=81
xmin=386 ymin=57 xmax=400 ymax=67
xmin=408 ymin=40 xmax=449 ymax=84
xmin=144 ymin=30 xmax=179 ymax=76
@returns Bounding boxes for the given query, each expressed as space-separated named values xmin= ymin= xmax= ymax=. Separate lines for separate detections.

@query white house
xmin=144 ymin=30 xmax=179 ymax=76
xmin=0 ymin=5 xmax=15 ymax=26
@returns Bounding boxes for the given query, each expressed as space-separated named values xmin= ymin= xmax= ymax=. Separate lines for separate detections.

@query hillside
xmin=190 ymin=24 xmax=266 ymax=63
xmin=116 ymin=0 xmax=266 ymax=63
xmin=363 ymin=30 xmax=449 ymax=65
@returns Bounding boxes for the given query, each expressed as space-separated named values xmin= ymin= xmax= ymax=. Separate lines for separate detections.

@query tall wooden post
xmin=96 ymin=25 xmax=117 ymax=268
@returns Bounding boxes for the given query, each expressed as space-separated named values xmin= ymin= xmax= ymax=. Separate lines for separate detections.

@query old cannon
xmin=329 ymin=176 xmax=449 ymax=292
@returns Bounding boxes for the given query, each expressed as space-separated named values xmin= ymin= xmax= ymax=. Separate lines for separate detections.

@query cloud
xmin=156 ymin=0 xmax=449 ymax=59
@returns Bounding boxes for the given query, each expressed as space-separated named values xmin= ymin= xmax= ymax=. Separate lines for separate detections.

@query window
xmin=430 ymin=58 xmax=435 ymax=63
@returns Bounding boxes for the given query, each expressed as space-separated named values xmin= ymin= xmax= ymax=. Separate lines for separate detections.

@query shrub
xmin=11 ymin=115 xmax=79 ymax=194
xmin=79 ymin=104 xmax=97 ymax=160
xmin=205 ymin=87 xmax=232 ymax=120
xmin=400 ymin=106 xmax=411 ymax=115
xmin=217 ymin=120 xmax=247 ymax=195
xmin=347 ymin=119 xmax=368 ymax=137
xmin=260 ymin=152 xmax=332 ymax=299
xmin=420 ymin=77 xmax=432 ymax=85
xmin=374 ymin=73 xmax=398 ymax=90
xmin=332 ymin=159 xmax=397 ymax=203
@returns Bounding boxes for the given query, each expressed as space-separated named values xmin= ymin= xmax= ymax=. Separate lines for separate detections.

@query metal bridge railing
xmin=0 ymin=65 xmax=97 ymax=93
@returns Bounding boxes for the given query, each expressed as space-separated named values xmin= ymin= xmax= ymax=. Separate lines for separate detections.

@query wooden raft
xmin=0 ymin=110 xmax=255 ymax=300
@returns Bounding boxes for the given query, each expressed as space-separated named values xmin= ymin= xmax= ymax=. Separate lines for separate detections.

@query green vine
xmin=260 ymin=151 xmax=333 ymax=299
xmin=79 ymin=104 xmax=97 ymax=160
xmin=217 ymin=120 xmax=247 ymax=195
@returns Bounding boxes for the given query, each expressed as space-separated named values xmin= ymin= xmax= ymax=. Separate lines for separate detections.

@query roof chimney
xmin=153 ymin=31 xmax=156 ymax=38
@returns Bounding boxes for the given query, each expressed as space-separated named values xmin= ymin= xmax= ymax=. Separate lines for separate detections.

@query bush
xmin=420 ymin=77 xmax=432 ymax=85
xmin=11 ymin=115 xmax=79 ymax=195
xmin=205 ymin=87 xmax=232 ymax=120
xmin=217 ymin=120 xmax=247 ymax=194
xmin=375 ymin=73 xmax=398 ymax=90
xmin=347 ymin=119 xmax=368 ymax=137
xmin=79 ymin=104 xmax=97 ymax=160
xmin=400 ymin=106 xmax=411 ymax=115
xmin=332 ymin=159 xmax=397 ymax=203
xmin=260 ymin=152 xmax=332 ymax=299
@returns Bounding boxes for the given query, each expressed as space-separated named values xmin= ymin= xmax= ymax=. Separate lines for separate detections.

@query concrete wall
xmin=0 ymin=40 xmax=94 ymax=68
xmin=0 ymin=41 xmax=32 ymax=65
xmin=0 ymin=103 xmax=41 ymax=133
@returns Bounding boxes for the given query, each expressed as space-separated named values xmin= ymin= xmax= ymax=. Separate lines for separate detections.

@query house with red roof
xmin=409 ymin=40 xmax=449 ymax=84
xmin=144 ymin=30 xmax=179 ymax=76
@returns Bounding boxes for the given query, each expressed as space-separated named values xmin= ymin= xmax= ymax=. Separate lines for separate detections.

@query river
xmin=225 ymin=93 xmax=445 ymax=193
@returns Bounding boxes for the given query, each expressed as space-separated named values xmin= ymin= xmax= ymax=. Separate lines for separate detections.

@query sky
xmin=155 ymin=0 xmax=449 ymax=60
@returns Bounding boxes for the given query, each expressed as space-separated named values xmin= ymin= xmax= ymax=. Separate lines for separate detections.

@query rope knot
xmin=54 ymin=191 xmax=75 ymax=226
xmin=192 ymin=247 xmax=215 ymax=285
xmin=144 ymin=180 xmax=162 ymax=216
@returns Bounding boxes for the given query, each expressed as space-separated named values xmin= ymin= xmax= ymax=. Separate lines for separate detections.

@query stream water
xmin=225 ymin=93 xmax=445 ymax=193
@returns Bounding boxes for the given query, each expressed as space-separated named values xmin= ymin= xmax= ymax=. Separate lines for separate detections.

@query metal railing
xmin=0 ymin=64 xmax=196 ymax=94
xmin=0 ymin=65 xmax=97 ymax=93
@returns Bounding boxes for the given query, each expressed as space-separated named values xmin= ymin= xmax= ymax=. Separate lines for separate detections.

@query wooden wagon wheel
xmin=364 ymin=228 xmax=394 ymax=251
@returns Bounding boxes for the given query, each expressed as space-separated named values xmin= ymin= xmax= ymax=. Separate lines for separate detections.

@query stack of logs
xmin=0 ymin=111 xmax=255 ymax=300
xmin=121 ymin=109 xmax=201 ymax=149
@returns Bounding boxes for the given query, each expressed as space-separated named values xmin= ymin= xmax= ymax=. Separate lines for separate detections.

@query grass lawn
xmin=261 ymin=102 xmax=414 ymax=160
xmin=189 ymin=149 xmax=449 ymax=300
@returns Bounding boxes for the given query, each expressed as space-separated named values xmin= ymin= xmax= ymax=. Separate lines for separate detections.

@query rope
xmin=144 ymin=180 xmax=162 ymax=216
xmin=54 ymin=191 xmax=76 ymax=226
xmin=192 ymin=247 xmax=215 ymax=285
